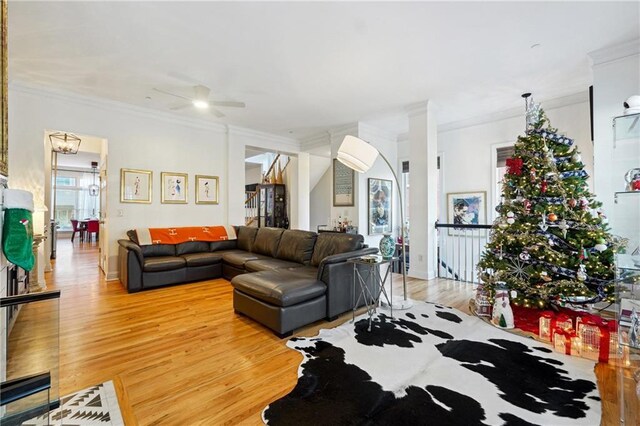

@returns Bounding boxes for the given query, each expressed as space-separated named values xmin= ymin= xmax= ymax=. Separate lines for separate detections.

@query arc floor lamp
xmin=337 ymin=135 xmax=412 ymax=309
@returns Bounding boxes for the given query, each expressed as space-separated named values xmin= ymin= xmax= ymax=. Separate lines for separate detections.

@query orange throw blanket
xmin=135 ymin=225 xmax=237 ymax=245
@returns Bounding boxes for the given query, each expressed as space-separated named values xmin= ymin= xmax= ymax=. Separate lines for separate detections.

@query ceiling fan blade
xmin=153 ymin=87 xmax=193 ymax=102
xmin=169 ymin=104 xmax=191 ymax=111
xmin=210 ymin=100 xmax=246 ymax=108
xmin=210 ymin=108 xmax=225 ymax=118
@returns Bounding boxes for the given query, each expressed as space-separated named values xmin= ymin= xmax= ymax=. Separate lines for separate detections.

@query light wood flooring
xmin=5 ymin=238 xmax=636 ymax=425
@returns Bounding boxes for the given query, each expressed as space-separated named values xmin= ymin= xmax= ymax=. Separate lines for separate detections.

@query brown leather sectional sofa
xmin=118 ymin=226 xmax=378 ymax=336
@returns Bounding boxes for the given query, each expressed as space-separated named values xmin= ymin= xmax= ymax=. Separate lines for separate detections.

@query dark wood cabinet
xmin=257 ymin=184 xmax=287 ymax=228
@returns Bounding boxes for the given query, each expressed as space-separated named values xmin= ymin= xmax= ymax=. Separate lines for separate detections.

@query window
xmin=52 ymin=170 xmax=100 ymax=230
xmin=55 ymin=176 xmax=76 ymax=186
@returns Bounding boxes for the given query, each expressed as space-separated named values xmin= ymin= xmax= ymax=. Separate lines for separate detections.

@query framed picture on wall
xmin=161 ymin=172 xmax=188 ymax=204
xmin=333 ymin=159 xmax=355 ymax=206
xmin=446 ymin=191 xmax=486 ymax=235
xmin=195 ymin=175 xmax=219 ymax=205
xmin=368 ymin=178 xmax=392 ymax=235
xmin=120 ymin=168 xmax=152 ymax=203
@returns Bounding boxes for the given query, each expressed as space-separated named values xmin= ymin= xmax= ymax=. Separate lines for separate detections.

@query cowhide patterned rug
xmin=263 ymin=301 xmax=601 ymax=426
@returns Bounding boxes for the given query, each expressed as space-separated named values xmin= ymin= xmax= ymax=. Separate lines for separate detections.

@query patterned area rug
xmin=24 ymin=381 xmax=124 ymax=426
xmin=263 ymin=301 xmax=601 ymax=425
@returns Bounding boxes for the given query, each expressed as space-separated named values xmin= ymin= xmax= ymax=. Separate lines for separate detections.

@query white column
xmin=295 ymin=152 xmax=310 ymax=230
xmin=227 ymin=128 xmax=246 ymax=226
xmin=407 ymin=101 xmax=438 ymax=279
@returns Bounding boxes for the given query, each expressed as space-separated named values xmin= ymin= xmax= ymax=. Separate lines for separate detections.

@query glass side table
xmin=348 ymin=256 xmax=396 ymax=331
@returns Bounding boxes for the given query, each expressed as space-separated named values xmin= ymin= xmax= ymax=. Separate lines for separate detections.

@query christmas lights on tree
xmin=478 ymin=94 xmax=622 ymax=309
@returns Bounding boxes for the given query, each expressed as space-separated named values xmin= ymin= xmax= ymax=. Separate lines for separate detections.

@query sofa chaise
xmin=118 ymin=226 xmax=378 ymax=336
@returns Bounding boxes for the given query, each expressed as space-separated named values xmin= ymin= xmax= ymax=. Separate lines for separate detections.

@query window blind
xmin=497 ymin=146 xmax=515 ymax=167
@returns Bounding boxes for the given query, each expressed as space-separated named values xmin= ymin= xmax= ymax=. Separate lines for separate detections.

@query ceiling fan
xmin=152 ymin=85 xmax=245 ymax=118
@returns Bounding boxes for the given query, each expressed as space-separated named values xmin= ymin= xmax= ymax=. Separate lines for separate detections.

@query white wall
xmin=245 ymin=164 xmax=262 ymax=186
xmin=438 ymin=95 xmax=593 ymax=222
xmin=8 ymin=84 xmax=300 ymax=280
xmin=310 ymin=166 xmax=332 ymax=232
xmin=590 ymin=41 xmax=640 ymax=218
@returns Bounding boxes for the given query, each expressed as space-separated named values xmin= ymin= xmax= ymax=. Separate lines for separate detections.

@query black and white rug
xmin=23 ymin=381 xmax=124 ymax=425
xmin=263 ymin=302 xmax=601 ymax=425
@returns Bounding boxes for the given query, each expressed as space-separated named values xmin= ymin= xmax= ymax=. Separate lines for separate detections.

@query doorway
xmin=44 ymin=131 xmax=108 ymax=276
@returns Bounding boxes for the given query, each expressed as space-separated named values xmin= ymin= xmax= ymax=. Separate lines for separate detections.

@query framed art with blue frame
xmin=368 ymin=178 xmax=392 ymax=235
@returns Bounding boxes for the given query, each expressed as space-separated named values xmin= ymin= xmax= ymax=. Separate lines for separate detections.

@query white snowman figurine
xmin=492 ymin=282 xmax=515 ymax=329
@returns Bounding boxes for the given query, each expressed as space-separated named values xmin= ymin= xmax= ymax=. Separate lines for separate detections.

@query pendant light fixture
xmin=89 ymin=161 xmax=99 ymax=196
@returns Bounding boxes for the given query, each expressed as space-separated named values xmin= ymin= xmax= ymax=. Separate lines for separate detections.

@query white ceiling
xmin=9 ymin=2 xmax=640 ymax=139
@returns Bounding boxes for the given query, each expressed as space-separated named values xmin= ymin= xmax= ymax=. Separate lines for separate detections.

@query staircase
xmin=245 ymin=190 xmax=258 ymax=226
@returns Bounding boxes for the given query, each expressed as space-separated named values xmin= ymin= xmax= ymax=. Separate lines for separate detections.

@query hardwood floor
xmin=5 ymin=238 xmax=635 ymax=425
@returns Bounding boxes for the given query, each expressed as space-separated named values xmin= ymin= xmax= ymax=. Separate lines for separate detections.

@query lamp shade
xmin=337 ymin=135 xmax=379 ymax=173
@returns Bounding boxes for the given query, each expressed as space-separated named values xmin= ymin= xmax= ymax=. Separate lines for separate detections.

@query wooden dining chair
xmin=70 ymin=219 xmax=84 ymax=243
xmin=86 ymin=220 xmax=99 ymax=243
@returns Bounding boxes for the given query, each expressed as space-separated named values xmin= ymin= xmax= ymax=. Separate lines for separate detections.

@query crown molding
xmin=299 ymin=132 xmax=331 ymax=152
xmin=588 ymin=39 xmax=640 ymax=66
xmin=358 ymin=122 xmax=398 ymax=142
xmin=227 ymin=125 xmax=300 ymax=151
xmin=405 ymin=100 xmax=431 ymax=117
xmin=439 ymin=91 xmax=589 ymax=133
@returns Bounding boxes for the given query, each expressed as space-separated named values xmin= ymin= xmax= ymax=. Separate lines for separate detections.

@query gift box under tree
xmin=576 ymin=317 xmax=619 ymax=363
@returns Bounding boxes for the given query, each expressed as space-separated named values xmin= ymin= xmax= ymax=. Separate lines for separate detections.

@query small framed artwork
xmin=447 ymin=191 xmax=486 ymax=235
xmin=368 ymin=178 xmax=392 ymax=235
xmin=195 ymin=175 xmax=219 ymax=205
xmin=333 ymin=159 xmax=354 ymax=206
xmin=120 ymin=168 xmax=152 ymax=203
xmin=161 ymin=172 xmax=188 ymax=204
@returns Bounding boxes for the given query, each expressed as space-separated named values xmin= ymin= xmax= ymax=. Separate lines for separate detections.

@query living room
xmin=1 ymin=1 xmax=640 ymax=425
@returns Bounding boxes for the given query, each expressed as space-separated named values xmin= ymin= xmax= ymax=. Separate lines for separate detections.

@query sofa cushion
xmin=276 ymin=230 xmax=317 ymax=265
xmin=143 ymin=256 xmax=186 ymax=272
xmin=176 ymin=241 xmax=211 ymax=256
xmin=237 ymin=226 xmax=259 ymax=252
xmin=210 ymin=240 xmax=238 ymax=252
xmin=252 ymin=227 xmax=285 ymax=257
xmin=222 ymin=250 xmax=267 ymax=268
xmin=310 ymin=233 xmax=365 ymax=267
xmin=141 ymin=244 xmax=176 ymax=258
xmin=231 ymin=271 xmax=326 ymax=307
xmin=180 ymin=252 xmax=223 ymax=267
xmin=286 ymin=265 xmax=319 ymax=278
xmin=245 ymin=258 xmax=305 ymax=273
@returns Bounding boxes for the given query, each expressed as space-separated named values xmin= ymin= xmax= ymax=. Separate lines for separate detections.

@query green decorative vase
xmin=379 ymin=234 xmax=395 ymax=259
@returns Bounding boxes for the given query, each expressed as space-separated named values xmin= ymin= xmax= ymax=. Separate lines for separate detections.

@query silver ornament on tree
xmin=558 ymin=219 xmax=569 ymax=238
xmin=539 ymin=213 xmax=548 ymax=231
xmin=506 ymin=211 xmax=515 ymax=225
xmin=576 ymin=264 xmax=587 ymax=281
xmin=519 ymin=250 xmax=531 ymax=261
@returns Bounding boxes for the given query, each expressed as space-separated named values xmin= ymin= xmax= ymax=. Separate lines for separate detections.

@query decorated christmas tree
xmin=478 ymin=95 xmax=622 ymax=309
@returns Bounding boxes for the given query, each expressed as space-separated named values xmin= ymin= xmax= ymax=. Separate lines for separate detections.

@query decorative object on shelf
xmin=161 ymin=171 xmax=188 ymax=204
xmin=491 ymin=282 xmax=514 ymax=329
xmin=337 ymin=135 xmax=411 ymax=309
xmin=195 ymin=175 xmax=219 ymax=205
xmin=368 ymin=177 xmax=393 ymax=235
xmin=629 ymin=307 xmax=639 ymax=349
xmin=623 ymin=95 xmax=640 ymax=115
xmin=120 ymin=168 xmax=152 ymax=203
xmin=378 ymin=233 xmax=395 ymax=259
xmin=624 ymin=168 xmax=640 ymax=191
xmin=446 ymin=191 xmax=486 ymax=235
xmin=29 ymin=233 xmax=47 ymax=292
xmin=333 ymin=158 xmax=354 ymax=206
